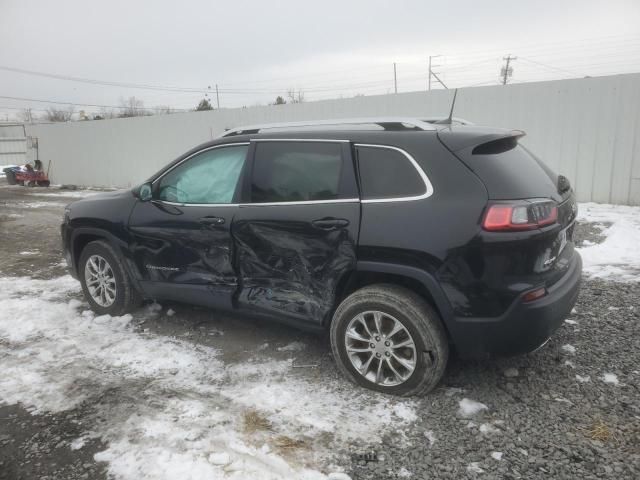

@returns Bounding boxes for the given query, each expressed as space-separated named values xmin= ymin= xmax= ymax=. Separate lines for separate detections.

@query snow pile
xmin=276 ymin=341 xmax=306 ymax=352
xmin=577 ymin=203 xmax=640 ymax=282
xmin=458 ymin=398 xmax=488 ymax=418
xmin=0 ymin=275 xmax=419 ymax=480
xmin=466 ymin=462 xmax=484 ymax=473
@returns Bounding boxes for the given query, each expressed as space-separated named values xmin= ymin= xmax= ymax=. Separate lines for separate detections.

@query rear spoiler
xmin=437 ymin=127 xmax=525 ymax=153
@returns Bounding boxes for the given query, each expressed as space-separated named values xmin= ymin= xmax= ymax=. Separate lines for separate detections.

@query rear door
xmin=233 ymin=139 xmax=360 ymax=326
xmin=128 ymin=143 xmax=249 ymax=309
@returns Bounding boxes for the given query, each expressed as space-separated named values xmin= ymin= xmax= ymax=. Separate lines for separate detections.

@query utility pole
xmin=428 ymin=55 xmax=447 ymax=90
xmin=215 ymin=84 xmax=220 ymax=109
xmin=393 ymin=63 xmax=398 ymax=94
xmin=501 ymin=55 xmax=517 ymax=85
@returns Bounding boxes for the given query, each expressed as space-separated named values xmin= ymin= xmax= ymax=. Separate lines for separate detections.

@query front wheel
xmin=330 ymin=284 xmax=449 ymax=396
xmin=79 ymin=240 xmax=141 ymax=316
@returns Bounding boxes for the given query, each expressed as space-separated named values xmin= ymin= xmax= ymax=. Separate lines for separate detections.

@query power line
xmin=0 ymin=94 xmax=188 ymax=112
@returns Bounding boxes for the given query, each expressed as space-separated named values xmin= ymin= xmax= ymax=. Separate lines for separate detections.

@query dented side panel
xmin=127 ymin=200 xmax=238 ymax=308
xmin=233 ymin=203 xmax=359 ymax=325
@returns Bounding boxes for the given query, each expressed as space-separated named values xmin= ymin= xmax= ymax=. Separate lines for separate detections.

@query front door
xmin=233 ymin=139 xmax=360 ymax=326
xmin=128 ymin=143 xmax=249 ymax=309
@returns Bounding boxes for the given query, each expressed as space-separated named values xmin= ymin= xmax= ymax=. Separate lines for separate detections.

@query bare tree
xmin=286 ymin=89 xmax=305 ymax=104
xmin=18 ymin=108 xmax=36 ymax=123
xmin=45 ymin=106 xmax=74 ymax=122
xmin=94 ymin=107 xmax=117 ymax=120
xmin=118 ymin=96 xmax=147 ymax=117
xmin=154 ymin=105 xmax=176 ymax=115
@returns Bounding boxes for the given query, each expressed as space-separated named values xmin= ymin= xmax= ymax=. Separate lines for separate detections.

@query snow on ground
xmin=32 ymin=189 xmax=109 ymax=199
xmin=466 ymin=462 xmax=484 ymax=473
xmin=0 ymin=275 xmax=419 ymax=480
xmin=458 ymin=398 xmax=488 ymax=418
xmin=276 ymin=341 xmax=306 ymax=352
xmin=4 ymin=200 xmax=66 ymax=208
xmin=577 ymin=203 xmax=640 ymax=282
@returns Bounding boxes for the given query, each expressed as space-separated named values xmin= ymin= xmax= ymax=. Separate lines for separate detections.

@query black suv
xmin=61 ymin=117 xmax=581 ymax=396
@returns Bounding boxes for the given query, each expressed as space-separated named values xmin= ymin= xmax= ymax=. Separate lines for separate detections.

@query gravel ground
xmin=0 ymin=184 xmax=638 ymax=480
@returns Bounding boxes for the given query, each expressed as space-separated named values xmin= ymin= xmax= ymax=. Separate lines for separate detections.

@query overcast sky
xmin=1 ymin=0 xmax=640 ymax=119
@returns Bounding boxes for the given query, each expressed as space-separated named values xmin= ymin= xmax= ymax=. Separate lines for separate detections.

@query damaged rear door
xmin=233 ymin=139 xmax=360 ymax=326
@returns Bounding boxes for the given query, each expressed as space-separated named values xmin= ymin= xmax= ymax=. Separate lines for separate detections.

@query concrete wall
xmin=26 ymin=73 xmax=640 ymax=205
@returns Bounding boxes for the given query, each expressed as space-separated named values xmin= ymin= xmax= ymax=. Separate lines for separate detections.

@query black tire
xmin=37 ymin=180 xmax=50 ymax=187
xmin=78 ymin=240 xmax=142 ymax=316
xmin=330 ymin=284 xmax=449 ymax=396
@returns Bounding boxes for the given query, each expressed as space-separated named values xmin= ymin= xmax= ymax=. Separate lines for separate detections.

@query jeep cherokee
xmin=61 ymin=117 xmax=582 ymax=396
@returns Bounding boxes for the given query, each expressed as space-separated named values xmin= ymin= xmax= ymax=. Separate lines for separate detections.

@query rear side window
xmin=251 ymin=142 xmax=344 ymax=203
xmin=356 ymin=145 xmax=427 ymax=200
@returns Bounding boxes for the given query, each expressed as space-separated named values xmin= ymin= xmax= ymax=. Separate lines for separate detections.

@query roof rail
xmin=220 ymin=117 xmax=438 ymax=137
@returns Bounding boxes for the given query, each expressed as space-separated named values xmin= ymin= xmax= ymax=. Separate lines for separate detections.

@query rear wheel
xmin=330 ymin=284 xmax=449 ymax=396
xmin=79 ymin=240 xmax=141 ymax=316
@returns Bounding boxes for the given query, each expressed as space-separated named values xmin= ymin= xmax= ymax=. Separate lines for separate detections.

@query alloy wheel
xmin=84 ymin=254 xmax=117 ymax=307
xmin=344 ymin=310 xmax=417 ymax=386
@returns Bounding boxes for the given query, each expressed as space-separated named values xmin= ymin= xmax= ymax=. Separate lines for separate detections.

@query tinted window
xmin=158 ymin=145 xmax=248 ymax=204
xmin=356 ymin=146 xmax=426 ymax=200
xmin=459 ymin=142 xmax=559 ymax=201
xmin=251 ymin=142 xmax=343 ymax=202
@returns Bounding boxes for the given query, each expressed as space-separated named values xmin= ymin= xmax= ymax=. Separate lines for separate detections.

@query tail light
xmin=523 ymin=287 xmax=547 ymax=302
xmin=483 ymin=200 xmax=558 ymax=231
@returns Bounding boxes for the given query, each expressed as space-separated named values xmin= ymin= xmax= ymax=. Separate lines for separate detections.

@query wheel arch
xmin=70 ymin=228 xmax=140 ymax=289
xmin=330 ymin=261 xmax=455 ymax=338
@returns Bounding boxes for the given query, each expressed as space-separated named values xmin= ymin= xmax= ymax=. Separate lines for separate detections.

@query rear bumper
xmin=452 ymin=252 xmax=582 ymax=358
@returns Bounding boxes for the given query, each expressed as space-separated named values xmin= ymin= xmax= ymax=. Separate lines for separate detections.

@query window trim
xmin=152 ymin=142 xmax=250 ymax=207
xmin=354 ymin=143 xmax=434 ymax=203
xmin=247 ymin=138 xmax=356 ymax=205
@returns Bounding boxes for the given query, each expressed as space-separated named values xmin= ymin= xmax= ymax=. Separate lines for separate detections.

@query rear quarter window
xmin=356 ymin=145 xmax=427 ymax=200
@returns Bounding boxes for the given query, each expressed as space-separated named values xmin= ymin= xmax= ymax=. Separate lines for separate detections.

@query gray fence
xmin=0 ymin=124 xmax=28 ymax=168
xmin=26 ymin=73 xmax=640 ymax=205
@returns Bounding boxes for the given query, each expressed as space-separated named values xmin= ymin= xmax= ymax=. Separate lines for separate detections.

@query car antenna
xmin=434 ymin=88 xmax=458 ymax=125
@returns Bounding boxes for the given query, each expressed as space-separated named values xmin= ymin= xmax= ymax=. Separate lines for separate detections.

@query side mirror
xmin=138 ymin=183 xmax=153 ymax=202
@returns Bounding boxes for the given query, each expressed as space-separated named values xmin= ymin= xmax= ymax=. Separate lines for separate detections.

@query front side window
xmin=157 ymin=145 xmax=248 ymax=204
xmin=356 ymin=145 xmax=427 ymax=200
xmin=251 ymin=142 xmax=343 ymax=203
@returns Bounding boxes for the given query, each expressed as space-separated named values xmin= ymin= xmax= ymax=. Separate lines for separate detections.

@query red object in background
xmin=13 ymin=169 xmax=50 ymax=187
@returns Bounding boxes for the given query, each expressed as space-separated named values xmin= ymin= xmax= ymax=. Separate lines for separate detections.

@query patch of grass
xmin=583 ymin=419 xmax=613 ymax=442
xmin=273 ymin=435 xmax=307 ymax=452
xmin=242 ymin=409 xmax=272 ymax=433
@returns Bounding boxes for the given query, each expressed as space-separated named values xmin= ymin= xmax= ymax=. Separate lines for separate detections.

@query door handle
xmin=311 ymin=218 xmax=350 ymax=230
xmin=199 ymin=216 xmax=225 ymax=226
